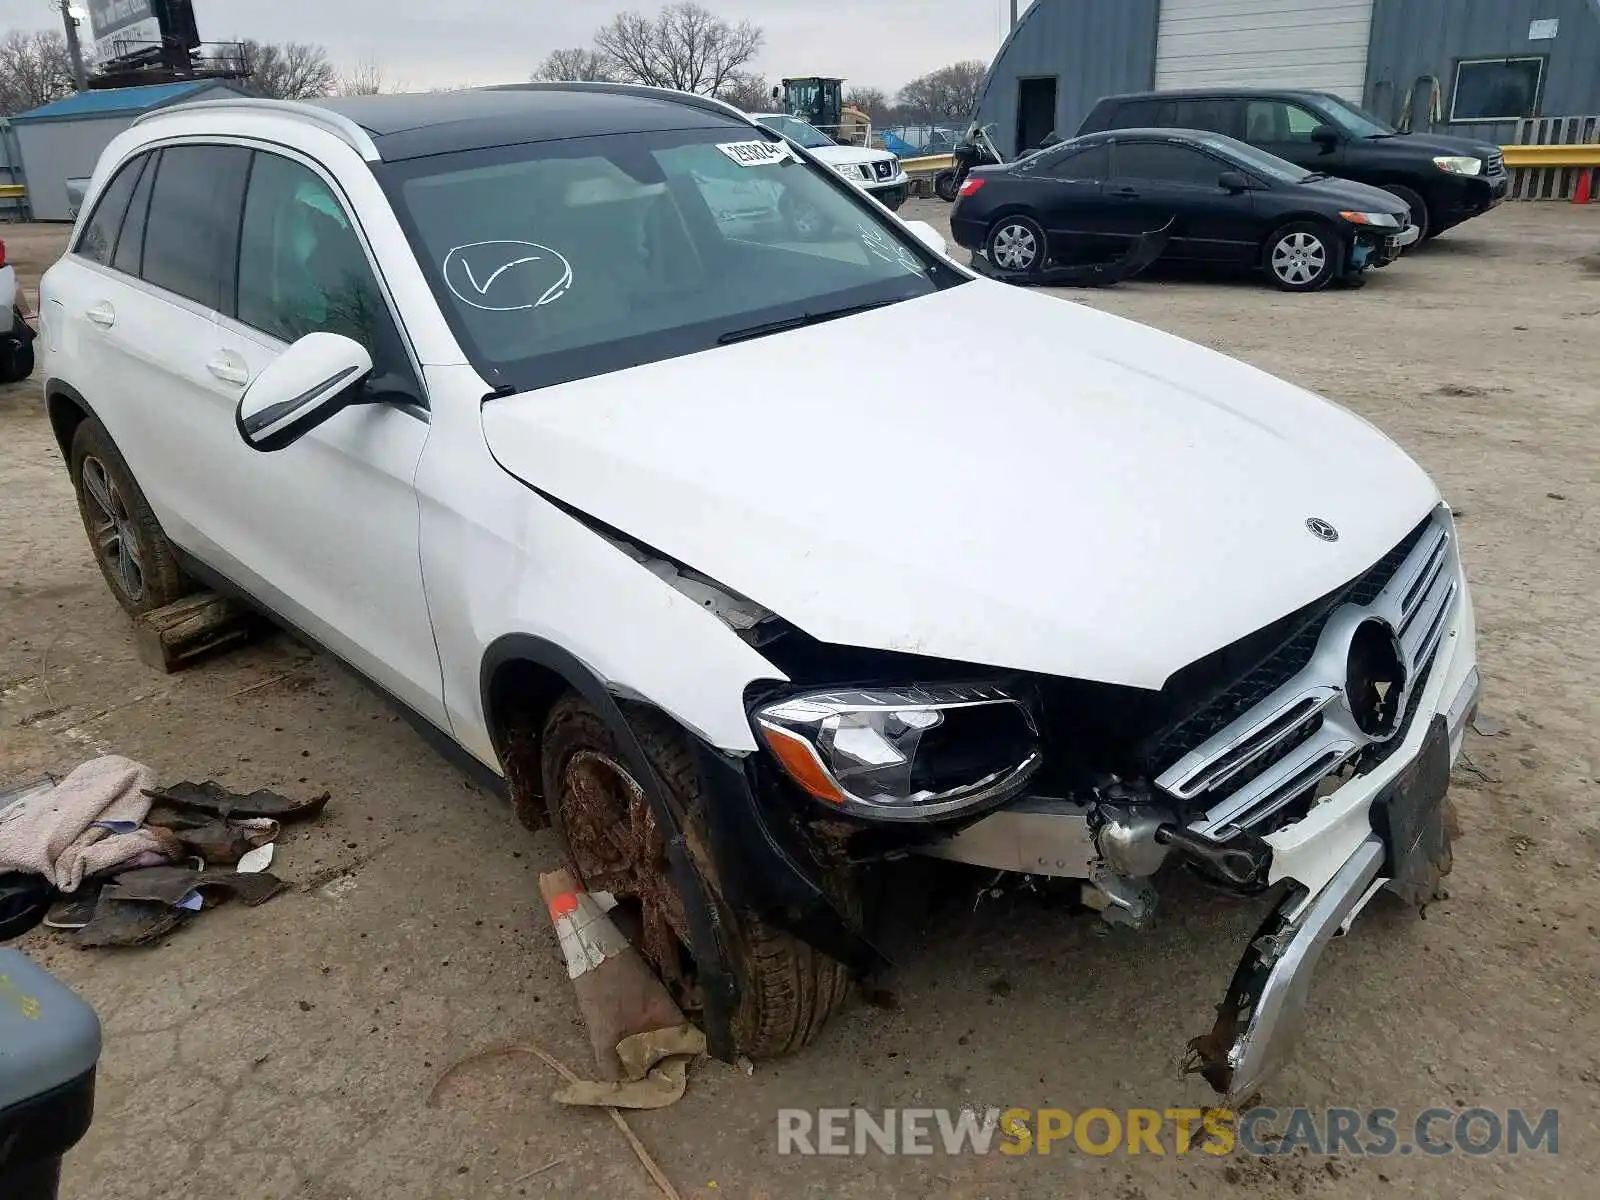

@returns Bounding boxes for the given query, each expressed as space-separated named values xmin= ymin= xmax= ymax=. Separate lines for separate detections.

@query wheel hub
xmin=556 ymin=749 xmax=698 ymax=1007
xmin=79 ymin=456 xmax=145 ymax=602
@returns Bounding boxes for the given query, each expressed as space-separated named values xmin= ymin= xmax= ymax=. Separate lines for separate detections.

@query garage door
xmin=1154 ymin=0 xmax=1375 ymax=101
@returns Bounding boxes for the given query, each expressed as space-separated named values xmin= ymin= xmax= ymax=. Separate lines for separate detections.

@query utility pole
xmin=1010 ymin=0 xmax=1019 ymax=28
xmin=58 ymin=3 xmax=89 ymax=92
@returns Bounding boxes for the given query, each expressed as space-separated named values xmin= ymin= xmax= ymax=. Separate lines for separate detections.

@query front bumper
xmin=863 ymin=177 xmax=909 ymax=210
xmin=917 ymin=533 xmax=1478 ymax=1095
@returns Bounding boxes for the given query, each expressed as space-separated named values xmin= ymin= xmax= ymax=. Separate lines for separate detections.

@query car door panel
xmin=205 ymin=148 xmax=445 ymax=727
xmin=1020 ymin=142 xmax=1114 ymax=259
xmin=1102 ymin=142 xmax=1259 ymax=264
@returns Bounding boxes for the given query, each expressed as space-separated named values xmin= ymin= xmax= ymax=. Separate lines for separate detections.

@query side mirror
xmin=235 ymin=332 xmax=372 ymax=453
xmin=1311 ymin=124 xmax=1342 ymax=149
xmin=903 ymin=219 xmax=947 ymax=257
xmin=1218 ymin=169 xmax=1251 ymax=193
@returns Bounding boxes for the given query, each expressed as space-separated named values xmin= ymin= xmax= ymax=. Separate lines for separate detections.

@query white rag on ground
xmin=0 ymin=755 xmax=176 ymax=892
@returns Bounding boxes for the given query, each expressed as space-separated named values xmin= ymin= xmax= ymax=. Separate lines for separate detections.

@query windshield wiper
xmin=716 ymin=299 xmax=899 ymax=345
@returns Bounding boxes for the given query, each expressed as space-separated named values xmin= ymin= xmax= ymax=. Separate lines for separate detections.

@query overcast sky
xmin=5 ymin=1 xmax=1027 ymax=94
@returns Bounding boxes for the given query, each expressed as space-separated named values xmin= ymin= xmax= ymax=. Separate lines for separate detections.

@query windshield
xmin=381 ymin=126 xmax=954 ymax=392
xmin=1315 ymin=95 xmax=1397 ymax=138
xmin=756 ymin=115 xmax=836 ymax=149
xmin=1196 ymin=134 xmax=1312 ymax=185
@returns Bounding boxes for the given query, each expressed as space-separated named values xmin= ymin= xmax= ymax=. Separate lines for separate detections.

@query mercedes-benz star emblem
xmin=1306 ymin=518 xmax=1340 ymax=543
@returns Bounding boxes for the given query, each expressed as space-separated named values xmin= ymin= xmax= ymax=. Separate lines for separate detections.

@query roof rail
xmin=482 ymin=81 xmax=755 ymax=127
xmin=132 ymin=97 xmax=382 ymax=161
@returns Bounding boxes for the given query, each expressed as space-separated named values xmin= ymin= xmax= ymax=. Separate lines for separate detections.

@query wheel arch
xmin=44 ymin=378 xmax=93 ymax=461
xmin=479 ymin=631 xmax=746 ymax=1060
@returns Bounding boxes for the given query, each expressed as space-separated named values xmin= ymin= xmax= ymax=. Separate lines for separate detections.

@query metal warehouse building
xmin=976 ymin=0 xmax=1600 ymax=156
xmin=11 ymin=80 xmax=244 ymax=221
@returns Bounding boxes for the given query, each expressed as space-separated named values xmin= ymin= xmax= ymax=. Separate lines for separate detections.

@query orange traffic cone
xmin=1574 ymin=168 xmax=1593 ymax=205
xmin=539 ymin=870 xmax=692 ymax=1083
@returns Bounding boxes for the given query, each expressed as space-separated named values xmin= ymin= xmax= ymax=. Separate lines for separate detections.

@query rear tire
xmin=1263 ymin=221 xmax=1338 ymax=292
xmin=1380 ymin=184 xmax=1430 ymax=248
xmin=934 ymin=170 xmax=960 ymax=203
xmin=540 ymin=695 xmax=852 ymax=1059
xmin=985 ymin=214 xmax=1047 ymax=276
xmin=69 ymin=415 xmax=191 ymax=615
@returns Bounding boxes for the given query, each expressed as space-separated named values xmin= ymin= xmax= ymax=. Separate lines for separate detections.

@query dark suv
xmin=1079 ymin=89 xmax=1509 ymax=242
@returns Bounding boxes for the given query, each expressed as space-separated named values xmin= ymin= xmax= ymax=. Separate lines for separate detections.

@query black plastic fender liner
xmin=480 ymin=633 xmax=742 ymax=1060
xmin=971 ymin=218 xmax=1175 ymax=288
xmin=693 ymin=742 xmax=886 ymax=974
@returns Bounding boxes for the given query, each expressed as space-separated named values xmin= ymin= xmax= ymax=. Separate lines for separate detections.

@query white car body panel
xmin=415 ymin=367 xmax=786 ymax=764
xmin=480 ymin=280 xmax=1439 ymax=692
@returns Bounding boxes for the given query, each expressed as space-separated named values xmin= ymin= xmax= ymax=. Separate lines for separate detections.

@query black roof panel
xmin=311 ymin=85 xmax=748 ymax=160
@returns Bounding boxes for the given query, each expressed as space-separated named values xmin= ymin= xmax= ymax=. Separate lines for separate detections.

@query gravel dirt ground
xmin=2 ymin=201 xmax=1597 ymax=1199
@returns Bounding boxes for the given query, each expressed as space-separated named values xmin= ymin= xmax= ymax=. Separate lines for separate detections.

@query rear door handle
xmin=1110 ymin=187 xmax=1140 ymax=199
xmin=85 ymin=302 xmax=115 ymax=328
xmin=206 ymin=357 xmax=250 ymax=387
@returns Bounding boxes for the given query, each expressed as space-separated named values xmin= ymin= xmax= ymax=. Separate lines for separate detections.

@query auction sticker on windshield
xmin=717 ymin=140 xmax=795 ymax=167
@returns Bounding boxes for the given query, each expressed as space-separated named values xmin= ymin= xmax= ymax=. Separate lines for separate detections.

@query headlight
xmin=754 ymin=683 xmax=1041 ymax=822
xmin=834 ymin=163 xmax=868 ymax=181
xmin=1433 ymin=155 xmax=1483 ymax=176
xmin=1339 ymin=211 xmax=1400 ymax=227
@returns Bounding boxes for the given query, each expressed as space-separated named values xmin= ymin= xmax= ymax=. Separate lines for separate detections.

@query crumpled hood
xmin=1303 ymin=175 xmax=1412 ymax=219
xmin=481 ymin=282 xmax=1439 ymax=690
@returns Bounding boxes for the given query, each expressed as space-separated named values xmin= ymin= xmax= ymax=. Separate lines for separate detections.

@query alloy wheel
xmin=1270 ymin=232 xmax=1327 ymax=286
xmin=79 ymin=455 xmax=145 ymax=604
xmin=992 ymin=223 xmax=1039 ymax=271
xmin=555 ymin=748 xmax=699 ymax=1010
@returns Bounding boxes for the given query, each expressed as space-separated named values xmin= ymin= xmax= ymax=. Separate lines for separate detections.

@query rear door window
xmin=141 ymin=144 xmax=251 ymax=311
xmin=74 ymin=156 xmax=146 ymax=267
xmin=112 ymin=150 xmax=159 ymax=277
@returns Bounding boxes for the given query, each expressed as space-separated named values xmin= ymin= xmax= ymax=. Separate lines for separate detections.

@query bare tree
xmin=717 ymin=71 xmax=771 ymax=113
xmin=337 ymin=58 xmax=400 ymax=96
xmin=594 ymin=3 xmax=762 ymax=97
xmin=896 ymin=60 xmax=987 ymax=124
xmin=237 ymin=40 xmax=337 ymax=101
xmin=844 ymin=86 xmax=892 ymax=126
xmin=0 ymin=29 xmax=75 ymax=117
xmin=531 ymin=47 xmax=615 ymax=83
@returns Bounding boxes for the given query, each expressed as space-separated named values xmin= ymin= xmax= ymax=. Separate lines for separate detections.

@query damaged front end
xmin=706 ymin=505 xmax=1475 ymax=1100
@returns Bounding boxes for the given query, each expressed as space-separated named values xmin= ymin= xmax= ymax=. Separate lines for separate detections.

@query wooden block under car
xmin=133 ymin=592 xmax=258 ymax=674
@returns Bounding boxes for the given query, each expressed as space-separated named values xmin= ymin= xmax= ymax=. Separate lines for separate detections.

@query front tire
xmin=1380 ymin=184 xmax=1430 ymax=246
xmin=985 ymin=215 xmax=1047 ymax=276
xmin=540 ymin=695 xmax=852 ymax=1059
xmin=69 ymin=415 xmax=190 ymax=615
xmin=1264 ymin=221 xmax=1338 ymax=292
xmin=934 ymin=169 xmax=960 ymax=203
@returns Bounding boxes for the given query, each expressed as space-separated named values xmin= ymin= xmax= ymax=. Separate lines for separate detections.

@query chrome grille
xmin=1486 ymin=150 xmax=1506 ymax=176
xmin=1156 ymin=507 xmax=1460 ymax=837
xmin=873 ymin=159 xmax=896 ymax=181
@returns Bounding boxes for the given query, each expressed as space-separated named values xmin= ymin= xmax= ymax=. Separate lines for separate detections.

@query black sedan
xmin=950 ymin=129 xmax=1418 ymax=292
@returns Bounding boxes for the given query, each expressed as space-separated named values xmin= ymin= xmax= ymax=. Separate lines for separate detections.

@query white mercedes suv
xmin=37 ymin=83 xmax=1478 ymax=1097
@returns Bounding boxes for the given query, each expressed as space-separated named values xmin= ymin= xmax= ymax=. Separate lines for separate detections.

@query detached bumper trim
xmin=1190 ymin=835 xmax=1386 ymax=1099
xmin=1394 ymin=224 xmax=1421 ymax=248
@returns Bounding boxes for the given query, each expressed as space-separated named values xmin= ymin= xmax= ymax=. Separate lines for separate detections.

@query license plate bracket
xmin=1370 ymin=715 xmax=1454 ymax=904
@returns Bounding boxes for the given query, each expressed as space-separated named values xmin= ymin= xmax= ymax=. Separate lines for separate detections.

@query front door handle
xmin=85 ymin=302 xmax=115 ymax=328
xmin=1110 ymin=186 xmax=1140 ymax=199
xmin=206 ymin=357 xmax=250 ymax=387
